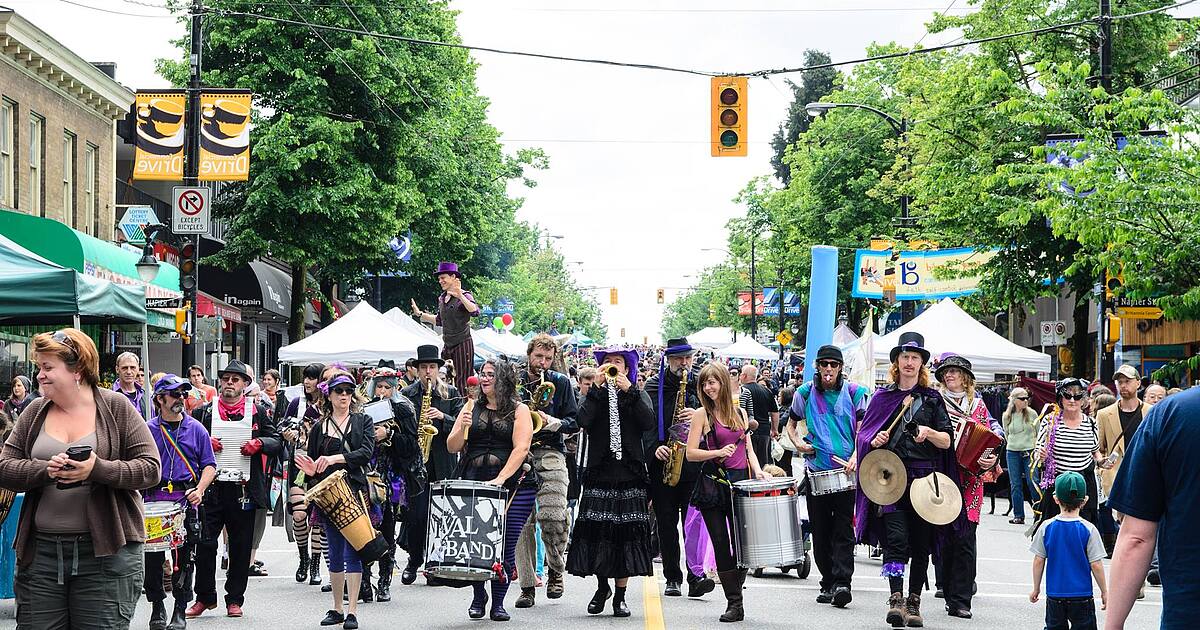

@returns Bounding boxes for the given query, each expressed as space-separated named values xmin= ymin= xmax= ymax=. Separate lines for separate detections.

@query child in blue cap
xmin=1030 ymin=471 xmax=1108 ymax=629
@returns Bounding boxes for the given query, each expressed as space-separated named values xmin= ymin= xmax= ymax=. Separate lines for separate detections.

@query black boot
xmin=612 ymin=586 xmax=630 ymax=617
xmin=166 ymin=602 xmax=188 ymax=630
xmin=150 ymin=600 xmax=168 ymax=630
xmin=360 ymin=563 xmax=375 ymax=602
xmin=376 ymin=556 xmax=393 ymax=603
xmin=296 ymin=544 xmax=310 ymax=583
xmin=309 ymin=552 xmax=323 ymax=585
xmin=717 ymin=569 xmax=745 ymax=622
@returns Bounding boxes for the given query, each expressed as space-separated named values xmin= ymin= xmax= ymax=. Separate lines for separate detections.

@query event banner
xmin=132 ymin=90 xmax=187 ymax=181
xmin=737 ymin=291 xmax=765 ymax=316
xmin=198 ymin=90 xmax=252 ymax=181
xmin=853 ymin=247 xmax=999 ymax=300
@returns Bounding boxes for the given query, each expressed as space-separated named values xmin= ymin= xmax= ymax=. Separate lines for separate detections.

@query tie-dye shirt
xmin=791 ymin=381 xmax=868 ymax=472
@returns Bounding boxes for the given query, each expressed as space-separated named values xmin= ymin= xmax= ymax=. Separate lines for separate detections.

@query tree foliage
xmin=472 ymin=243 xmax=606 ymax=341
xmin=769 ymin=50 xmax=841 ymax=185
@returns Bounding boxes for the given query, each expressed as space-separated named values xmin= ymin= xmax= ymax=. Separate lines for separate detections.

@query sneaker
xmin=320 ymin=610 xmax=345 ymax=626
xmin=687 ymin=576 xmax=715 ymax=598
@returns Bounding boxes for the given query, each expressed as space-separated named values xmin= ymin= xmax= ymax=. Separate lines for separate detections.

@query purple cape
xmin=853 ymin=385 xmax=965 ymax=546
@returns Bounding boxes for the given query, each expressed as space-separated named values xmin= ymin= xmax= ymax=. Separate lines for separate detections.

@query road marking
xmin=745 ymin=581 xmax=1162 ymax=606
xmin=644 ymin=574 xmax=665 ymax=630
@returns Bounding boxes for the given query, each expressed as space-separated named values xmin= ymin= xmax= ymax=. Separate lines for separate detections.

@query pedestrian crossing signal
xmin=711 ymin=76 xmax=748 ymax=157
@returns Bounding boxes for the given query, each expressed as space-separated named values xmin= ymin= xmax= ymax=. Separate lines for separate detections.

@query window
xmin=0 ymin=100 xmax=13 ymax=208
xmin=28 ymin=113 xmax=43 ymax=217
xmin=84 ymin=143 xmax=97 ymax=236
xmin=63 ymin=131 xmax=75 ymax=227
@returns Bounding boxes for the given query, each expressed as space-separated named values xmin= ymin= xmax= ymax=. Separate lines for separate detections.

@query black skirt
xmin=566 ymin=475 xmax=653 ymax=578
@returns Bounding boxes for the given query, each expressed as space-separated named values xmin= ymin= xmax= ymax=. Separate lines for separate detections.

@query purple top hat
xmin=434 ymin=262 xmax=462 ymax=278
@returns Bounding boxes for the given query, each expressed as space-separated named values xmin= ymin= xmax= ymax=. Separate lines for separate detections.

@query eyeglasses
xmin=1015 ymin=396 xmax=1029 ymax=401
xmin=817 ymin=361 xmax=841 ymax=368
xmin=1061 ymin=393 xmax=1086 ymax=401
xmin=331 ymin=387 xmax=355 ymax=396
xmin=220 ymin=374 xmax=244 ymax=383
xmin=480 ymin=372 xmax=496 ymax=380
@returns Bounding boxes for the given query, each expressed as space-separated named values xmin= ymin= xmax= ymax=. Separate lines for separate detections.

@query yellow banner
xmin=132 ymin=91 xmax=186 ymax=181
xmin=894 ymin=247 xmax=999 ymax=300
xmin=198 ymin=91 xmax=251 ymax=181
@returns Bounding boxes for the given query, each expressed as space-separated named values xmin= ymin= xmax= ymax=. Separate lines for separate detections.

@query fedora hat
xmin=664 ymin=337 xmax=697 ymax=357
xmin=889 ymin=331 xmax=930 ymax=364
xmin=414 ymin=344 xmax=445 ymax=367
xmin=434 ymin=262 xmax=462 ymax=278
xmin=217 ymin=359 xmax=253 ymax=383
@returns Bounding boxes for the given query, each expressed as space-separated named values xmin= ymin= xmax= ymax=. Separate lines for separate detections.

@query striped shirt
xmin=1037 ymin=415 xmax=1099 ymax=472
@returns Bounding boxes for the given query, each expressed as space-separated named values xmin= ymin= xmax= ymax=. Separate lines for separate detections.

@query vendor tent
xmin=383 ymin=307 xmax=443 ymax=349
xmin=874 ymin=298 xmax=1052 ymax=382
xmin=832 ymin=323 xmax=860 ymax=347
xmin=689 ymin=326 xmax=736 ymax=350
xmin=473 ymin=328 xmax=528 ymax=359
xmin=0 ymin=234 xmax=144 ymax=323
xmin=715 ymin=337 xmax=778 ymax=361
xmin=279 ymin=301 xmax=429 ymax=365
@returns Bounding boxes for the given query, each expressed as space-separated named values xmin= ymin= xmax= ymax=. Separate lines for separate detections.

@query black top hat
xmin=815 ymin=345 xmax=844 ymax=364
xmin=218 ymin=359 xmax=253 ymax=383
xmin=934 ymin=353 xmax=974 ymax=382
xmin=664 ymin=337 xmax=697 ymax=357
xmin=414 ymin=344 xmax=445 ymax=367
xmin=376 ymin=359 xmax=397 ymax=371
xmin=889 ymin=331 xmax=931 ymax=364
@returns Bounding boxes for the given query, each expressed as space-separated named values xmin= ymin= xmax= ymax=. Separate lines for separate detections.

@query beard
xmin=171 ymin=400 xmax=185 ymax=414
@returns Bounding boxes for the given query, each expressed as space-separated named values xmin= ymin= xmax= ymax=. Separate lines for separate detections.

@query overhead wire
xmin=50 ymin=0 xmax=175 ymax=17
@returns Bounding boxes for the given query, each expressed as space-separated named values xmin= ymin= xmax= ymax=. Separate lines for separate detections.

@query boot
xmin=376 ymin=556 xmax=393 ymax=603
xmin=546 ymin=569 xmax=564 ymax=599
xmin=150 ymin=600 xmax=168 ymax=630
xmin=295 ymin=544 xmax=310 ymax=583
xmin=612 ymin=586 xmax=630 ymax=617
xmin=359 ymin=563 xmax=375 ymax=602
xmin=717 ymin=569 xmax=744 ymax=622
xmin=166 ymin=603 xmax=188 ymax=630
xmin=515 ymin=587 xmax=535 ymax=608
xmin=886 ymin=592 xmax=907 ymax=628
xmin=905 ymin=593 xmax=924 ymax=627
xmin=309 ymin=552 xmax=322 ymax=585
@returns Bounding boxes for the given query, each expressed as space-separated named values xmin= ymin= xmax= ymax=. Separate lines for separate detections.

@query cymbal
xmin=859 ymin=449 xmax=907 ymax=506
xmin=909 ymin=472 xmax=962 ymax=526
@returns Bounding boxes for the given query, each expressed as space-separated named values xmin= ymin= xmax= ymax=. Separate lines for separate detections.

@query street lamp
xmin=135 ymin=243 xmax=160 ymax=420
xmin=806 ymin=101 xmax=915 ymax=323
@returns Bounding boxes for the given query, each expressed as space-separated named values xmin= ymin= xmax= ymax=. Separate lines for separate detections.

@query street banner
xmin=760 ymin=287 xmax=802 ymax=316
xmin=198 ymin=90 xmax=252 ymax=181
xmin=132 ymin=90 xmax=186 ymax=181
xmin=853 ymin=246 xmax=998 ymax=300
xmin=737 ymin=291 xmax=766 ymax=316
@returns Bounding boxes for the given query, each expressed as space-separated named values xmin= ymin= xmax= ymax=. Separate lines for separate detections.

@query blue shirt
xmin=791 ymin=381 xmax=866 ymax=472
xmin=1030 ymin=515 xmax=1105 ymax=598
xmin=1107 ymin=388 xmax=1200 ymax=626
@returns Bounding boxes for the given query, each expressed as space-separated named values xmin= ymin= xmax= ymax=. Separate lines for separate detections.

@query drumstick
xmin=875 ymin=395 xmax=914 ymax=442
xmin=831 ymin=455 xmax=852 ymax=468
xmin=460 ymin=399 xmax=475 ymax=441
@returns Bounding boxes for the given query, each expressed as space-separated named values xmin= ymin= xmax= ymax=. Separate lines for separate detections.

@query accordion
xmin=954 ymin=420 xmax=1002 ymax=476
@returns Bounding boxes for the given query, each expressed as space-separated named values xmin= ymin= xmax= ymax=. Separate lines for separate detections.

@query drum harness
xmin=155 ymin=422 xmax=202 ymax=569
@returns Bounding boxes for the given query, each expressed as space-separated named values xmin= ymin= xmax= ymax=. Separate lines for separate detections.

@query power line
xmin=49 ymin=0 xmax=175 ymax=17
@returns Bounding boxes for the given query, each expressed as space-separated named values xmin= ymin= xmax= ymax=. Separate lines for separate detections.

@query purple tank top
xmin=708 ymin=417 xmax=749 ymax=470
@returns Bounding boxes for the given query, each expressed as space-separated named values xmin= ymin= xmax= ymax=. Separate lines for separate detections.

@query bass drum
xmin=425 ymin=480 xmax=508 ymax=586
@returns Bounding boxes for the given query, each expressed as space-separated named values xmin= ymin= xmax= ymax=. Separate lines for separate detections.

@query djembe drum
xmin=305 ymin=469 xmax=388 ymax=563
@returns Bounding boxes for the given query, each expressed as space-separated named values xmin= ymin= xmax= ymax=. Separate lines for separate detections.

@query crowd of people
xmin=0 ymin=261 xmax=1195 ymax=630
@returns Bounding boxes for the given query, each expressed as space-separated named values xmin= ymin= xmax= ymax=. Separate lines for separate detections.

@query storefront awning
xmin=197 ymin=291 xmax=242 ymax=323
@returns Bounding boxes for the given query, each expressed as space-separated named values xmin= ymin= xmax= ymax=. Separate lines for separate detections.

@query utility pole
xmin=898 ymin=118 xmax=916 ymax=324
xmin=181 ymin=0 xmax=203 ymax=374
xmin=1097 ymin=0 xmax=1116 ymax=382
xmin=749 ymin=235 xmax=757 ymax=341
xmin=778 ymin=268 xmax=786 ymax=359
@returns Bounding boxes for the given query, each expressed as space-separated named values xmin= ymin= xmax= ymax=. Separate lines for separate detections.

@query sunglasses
xmin=331 ymin=387 xmax=355 ymax=396
xmin=1015 ymin=396 xmax=1029 ymax=401
xmin=1061 ymin=393 xmax=1086 ymax=401
xmin=817 ymin=361 xmax=841 ymax=368
xmin=162 ymin=390 xmax=186 ymax=399
xmin=51 ymin=330 xmax=79 ymax=360
xmin=220 ymin=374 xmax=243 ymax=383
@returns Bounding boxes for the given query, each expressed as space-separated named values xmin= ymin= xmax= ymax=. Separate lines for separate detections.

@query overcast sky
xmin=8 ymin=0 xmax=986 ymax=343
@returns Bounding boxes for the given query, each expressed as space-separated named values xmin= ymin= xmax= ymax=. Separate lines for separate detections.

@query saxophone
xmin=417 ymin=376 xmax=438 ymax=462
xmin=526 ymin=372 xmax=551 ymax=446
xmin=662 ymin=368 xmax=689 ymax=487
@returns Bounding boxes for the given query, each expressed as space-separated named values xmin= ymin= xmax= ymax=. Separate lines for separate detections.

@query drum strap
xmin=160 ymin=424 xmax=198 ymax=484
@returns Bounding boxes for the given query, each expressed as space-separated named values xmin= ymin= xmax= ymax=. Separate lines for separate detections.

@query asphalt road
xmin=0 ymin=505 xmax=1165 ymax=629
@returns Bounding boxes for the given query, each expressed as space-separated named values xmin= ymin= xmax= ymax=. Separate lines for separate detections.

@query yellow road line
xmin=643 ymin=573 xmax=666 ymax=630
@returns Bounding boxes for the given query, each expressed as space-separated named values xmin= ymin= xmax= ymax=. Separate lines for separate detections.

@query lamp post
xmin=135 ymin=244 xmax=160 ymax=421
xmin=806 ymin=102 xmax=915 ymax=323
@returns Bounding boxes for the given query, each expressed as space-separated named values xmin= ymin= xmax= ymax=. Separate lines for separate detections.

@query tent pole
xmin=141 ymin=321 xmax=152 ymax=420
xmin=73 ymin=314 xmax=80 ymax=329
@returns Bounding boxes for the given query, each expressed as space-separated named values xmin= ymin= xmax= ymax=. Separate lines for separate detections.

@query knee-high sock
xmin=496 ymin=487 xmax=537 ymax=605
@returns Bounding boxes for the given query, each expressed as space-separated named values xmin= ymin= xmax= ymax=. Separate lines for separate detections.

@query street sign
xmin=1114 ymin=296 xmax=1163 ymax=319
xmin=146 ymin=296 xmax=183 ymax=309
xmin=118 ymin=206 xmax=160 ymax=244
xmin=776 ymin=330 xmax=793 ymax=346
xmin=172 ymin=186 xmax=211 ymax=234
xmin=1040 ymin=320 xmax=1067 ymax=346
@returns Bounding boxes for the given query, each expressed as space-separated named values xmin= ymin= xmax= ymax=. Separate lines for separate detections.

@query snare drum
xmin=732 ymin=477 xmax=806 ymax=569
xmin=143 ymin=501 xmax=187 ymax=552
xmin=809 ymin=468 xmax=856 ymax=496
xmin=425 ymin=480 xmax=507 ymax=583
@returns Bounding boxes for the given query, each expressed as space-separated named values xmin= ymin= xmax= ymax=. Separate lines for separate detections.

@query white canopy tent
xmin=689 ymin=326 xmax=737 ymax=350
xmin=832 ymin=323 xmax=860 ymax=347
xmin=383 ymin=307 xmax=443 ymax=349
xmin=278 ymin=301 xmax=428 ymax=365
xmin=874 ymin=298 xmax=1052 ymax=382
xmin=714 ymin=337 xmax=778 ymax=361
xmin=473 ymin=328 xmax=528 ymax=359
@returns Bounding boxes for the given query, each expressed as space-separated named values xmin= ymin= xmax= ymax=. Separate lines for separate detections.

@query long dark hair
xmin=478 ymin=358 xmax=520 ymax=422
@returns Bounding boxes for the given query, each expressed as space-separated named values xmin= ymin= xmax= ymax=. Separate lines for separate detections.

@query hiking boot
xmin=905 ymin=593 xmax=923 ymax=627
xmin=515 ymin=587 xmax=535 ymax=608
xmin=886 ymin=592 xmax=906 ymax=628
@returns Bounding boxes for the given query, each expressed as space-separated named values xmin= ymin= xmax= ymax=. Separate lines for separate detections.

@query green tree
xmin=472 ymin=243 xmax=606 ymax=341
xmin=769 ymin=50 xmax=841 ymax=185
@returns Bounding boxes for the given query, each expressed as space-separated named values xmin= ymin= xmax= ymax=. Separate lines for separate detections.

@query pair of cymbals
xmin=859 ymin=450 xmax=962 ymax=526
xmin=910 ymin=472 xmax=962 ymax=525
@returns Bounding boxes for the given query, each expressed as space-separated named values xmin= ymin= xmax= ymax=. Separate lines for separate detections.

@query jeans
xmin=1045 ymin=596 xmax=1096 ymax=630
xmin=1006 ymin=449 xmax=1033 ymax=519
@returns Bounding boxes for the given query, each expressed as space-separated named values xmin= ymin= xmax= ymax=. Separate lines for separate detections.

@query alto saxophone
xmin=526 ymin=373 xmax=551 ymax=445
xmin=662 ymin=368 xmax=689 ymax=487
xmin=417 ymin=376 xmax=438 ymax=462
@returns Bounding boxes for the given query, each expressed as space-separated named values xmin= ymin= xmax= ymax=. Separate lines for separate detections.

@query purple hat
xmin=319 ymin=373 xmax=357 ymax=396
xmin=434 ymin=262 xmax=462 ymax=278
xmin=594 ymin=346 xmax=641 ymax=384
xmin=153 ymin=373 xmax=193 ymax=396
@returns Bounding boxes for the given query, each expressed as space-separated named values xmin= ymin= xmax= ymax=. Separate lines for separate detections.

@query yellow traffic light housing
xmin=174 ymin=307 xmax=191 ymax=343
xmin=711 ymin=76 xmax=748 ymax=157
xmin=656 ymin=288 xmax=665 ymax=304
xmin=610 ymin=288 xmax=618 ymax=305
xmin=1105 ymin=312 xmax=1121 ymax=351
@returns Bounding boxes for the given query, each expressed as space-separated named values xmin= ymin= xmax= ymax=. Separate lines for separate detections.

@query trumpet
xmin=600 ymin=364 xmax=620 ymax=381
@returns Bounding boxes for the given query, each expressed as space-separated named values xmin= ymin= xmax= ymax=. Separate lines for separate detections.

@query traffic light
xmin=711 ymin=76 xmax=748 ymax=157
xmin=610 ymin=287 xmax=618 ymax=305
xmin=656 ymin=288 xmax=665 ymax=304
xmin=179 ymin=240 xmax=197 ymax=291
xmin=1105 ymin=270 xmax=1123 ymax=301
xmin=1105 ymin=312 xmax=1121 ymax=351
xmin=174 ymin=306 xmax=192 ymax=343
xmin=620 ymin=327 xmax=626 ymax=338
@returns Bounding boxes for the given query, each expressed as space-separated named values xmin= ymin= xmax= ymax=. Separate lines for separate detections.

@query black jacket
xmin=375 ymin=396 xmax=427 ymax=496
xmin=643 ymin=368 xmax=703 ymax=482
xmin=194 ymin=399 xmax=282 ymax=509
xmin=521 ymin=369 xmax=580 ymax=453
xmin=306 ymin=411 xmax=376 ymax=493
xmin=578 ymin=384 xmax=655 ymax=469
xmin=401 ymin=380 xmax=464 ymax=482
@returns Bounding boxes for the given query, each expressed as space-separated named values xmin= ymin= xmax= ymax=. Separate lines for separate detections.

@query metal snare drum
xmin=732 ymin=477 xmax=805 ymax=570
xmin=425 ymin=480 xmax=508 ymax=582
xmin=808 ymin=468 xmax=856 ymax=496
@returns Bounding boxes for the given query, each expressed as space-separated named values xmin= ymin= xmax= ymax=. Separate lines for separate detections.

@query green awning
xmin=0 ymin=209 xmax=181 ymax=297
xmin=0 ymin=234 xmax=145 ymax=323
